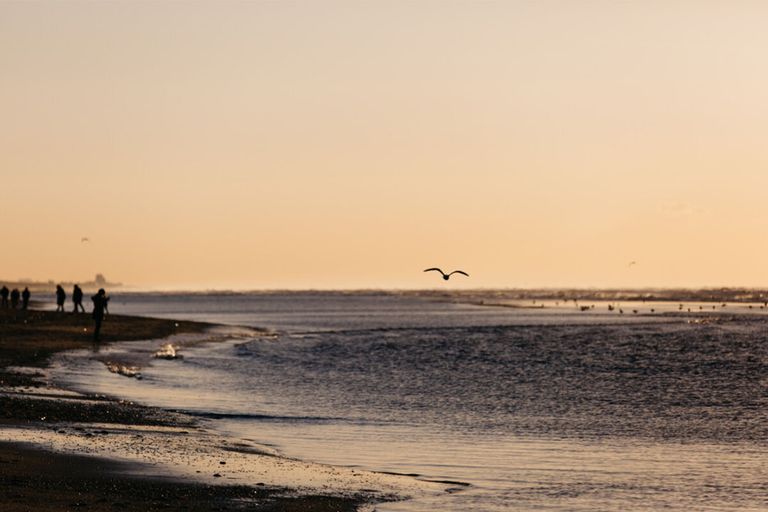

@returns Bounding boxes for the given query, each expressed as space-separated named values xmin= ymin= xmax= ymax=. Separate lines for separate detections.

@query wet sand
xmin=0 ymin=309 xmax=436 ymax=511
xmin=0 ymin=443 xmax=362 ymax=512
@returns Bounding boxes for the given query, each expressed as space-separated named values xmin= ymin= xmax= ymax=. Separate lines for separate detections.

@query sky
xmin=2 ymin=1 xmax=768 ymax=290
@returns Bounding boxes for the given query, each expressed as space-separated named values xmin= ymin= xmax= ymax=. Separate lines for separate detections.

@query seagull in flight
xmin=424 ymin=268 xmax=469 ymax=281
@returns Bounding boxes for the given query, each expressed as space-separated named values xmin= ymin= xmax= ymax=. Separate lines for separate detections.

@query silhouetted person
xmin=10 ymin=288 xmax=20 ymax=309
xmin=21 ymin=287 xmax=30 ymax=310
xmin=72 ymin=284 xmax=85 ymax=313
xmin=55 ymin=285 xmax=66 ymax=312
xmin=91 ymin=288 xmax=110 ymax=342
xmin=0 ymin=286 xmax=8 ymax=308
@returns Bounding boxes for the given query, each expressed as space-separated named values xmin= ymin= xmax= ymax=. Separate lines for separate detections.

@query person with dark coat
xmin=0 ymin=286 xmax=8 ymax=308
xmin=10 ymin=288 xmax=20 ymax=309
xmin=21 ymin=287 xmax=30 ymax=310
xmin=55 ymin=285 xmax=66 ymax=312
xmin=91 ymin=288 xmax=110 ymax=341
xmin=72 ymin=284 xmax=85 ymax=313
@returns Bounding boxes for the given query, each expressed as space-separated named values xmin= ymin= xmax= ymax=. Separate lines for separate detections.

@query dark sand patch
xmin=0 ymin=443 xmax=363 ymax=512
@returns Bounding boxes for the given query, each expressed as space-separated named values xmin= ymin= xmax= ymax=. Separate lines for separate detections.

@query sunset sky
xmin=2 ymin=1 xmax=768 ymax=290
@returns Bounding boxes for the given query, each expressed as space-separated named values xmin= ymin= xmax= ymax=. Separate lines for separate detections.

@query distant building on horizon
xmin=0 ymin=274 xmax=122 ymax=293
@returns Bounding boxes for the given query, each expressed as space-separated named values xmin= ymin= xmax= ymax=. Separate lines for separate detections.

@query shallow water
xmin=51 ymin=292 xmax=768 ymax=510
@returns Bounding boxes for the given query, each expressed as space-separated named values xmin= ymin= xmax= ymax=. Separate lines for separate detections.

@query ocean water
xmin=51 ymin=292 xmax=768 ymax=510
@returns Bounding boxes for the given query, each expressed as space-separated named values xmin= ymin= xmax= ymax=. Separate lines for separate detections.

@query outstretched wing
xmin=423 ymin=268 xmax=444 ymax=274
xmin=449 ymin=270 xmax=469 ymax=277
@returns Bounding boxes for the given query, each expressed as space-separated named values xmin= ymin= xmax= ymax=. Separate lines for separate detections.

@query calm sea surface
xmin=51 ymin=292 xmax=768 ymax=510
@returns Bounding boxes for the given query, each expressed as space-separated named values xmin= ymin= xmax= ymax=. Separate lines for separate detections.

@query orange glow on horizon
xmin=3 ymin=2 xmax=768 ymax=290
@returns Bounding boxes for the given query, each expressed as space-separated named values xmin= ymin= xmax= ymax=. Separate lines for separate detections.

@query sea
xmin=49 ymin=291 xmax=768 ymax=511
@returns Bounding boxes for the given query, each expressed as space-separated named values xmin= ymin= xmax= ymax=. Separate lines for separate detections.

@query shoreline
xmin=0 ymin=309 xmax=439 ymax=511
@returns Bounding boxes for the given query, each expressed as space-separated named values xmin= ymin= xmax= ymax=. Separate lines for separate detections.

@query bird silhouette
xmin=81 ymin=237 xmax=90 ymax=243
xmin=423 ymin=268 xmax=469 ymax=281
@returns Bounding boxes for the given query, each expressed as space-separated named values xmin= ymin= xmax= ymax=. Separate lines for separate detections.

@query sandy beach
xmin=0 ymin=308 xmax=442 ymax=511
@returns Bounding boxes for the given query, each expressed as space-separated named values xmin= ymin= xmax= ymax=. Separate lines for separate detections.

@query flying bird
xmin=628 ymin=261 xmax=637 ymax=267
xmin=81 ymin=237 xmax=90 ymax=243
xmin=423 ymin=268 xmax=469 ymax=281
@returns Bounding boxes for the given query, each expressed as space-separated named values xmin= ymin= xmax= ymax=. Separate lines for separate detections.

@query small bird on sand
xmin=423 ymin=268 xmax=469 ymax=281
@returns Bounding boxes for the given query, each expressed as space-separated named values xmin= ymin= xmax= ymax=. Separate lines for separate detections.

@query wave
xmin=179 ymin=410 xmax=351 ymax=423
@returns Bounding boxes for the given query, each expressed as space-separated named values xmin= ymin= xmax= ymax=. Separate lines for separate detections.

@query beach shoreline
xmin=0 ymin=308 xmax=435 ymax=511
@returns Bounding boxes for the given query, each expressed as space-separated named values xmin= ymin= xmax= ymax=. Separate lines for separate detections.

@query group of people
xmin=55 ymin=284 xmax=87 ymax=313
xmin=54 ymin=284 xmax=110 ymax=341
xmin=2 ymin=283 xmax=110 ymax=342
xmin=0 ymin=286 xmax=30 ymax=310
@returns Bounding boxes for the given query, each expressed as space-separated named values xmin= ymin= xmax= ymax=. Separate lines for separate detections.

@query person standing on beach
xmin=91 ymin=288 xmax=109 ymax=341
xmin=10 ymin=288 xmax=20 ymax=309
xmin=0 ymin=286 xmax=8 ymax=308
xmin=21 ymin=287 xmax=30 ymax=310
xmin=55 ymin=285 xmax=66 ymax=312
xmin=72 ymin=284 xmax=85 ymax=313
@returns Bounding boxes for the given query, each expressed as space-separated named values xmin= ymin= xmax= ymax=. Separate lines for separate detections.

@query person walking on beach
xmin=72 ymin=284 xmax=85 ymax=313
xmin=0 ymin=286 xmax=8 ymax=308
xmin=91 ymin=288 xmax=109 ymax=342
xmin=55 ymin=285 xmax=66 ymax=312
xmin=21 ymin=287 xmax=30 ymax=310
xmin=10 ymin=288 xmax=20 ymax=309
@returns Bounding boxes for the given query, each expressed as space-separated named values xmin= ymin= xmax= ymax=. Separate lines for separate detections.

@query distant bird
xmin=81 ymin=237 xmax=90 ymax=243
xmin=628 ymin=261 xmax=637 ymax=267
xmin=423 ymin=268 xmax=469 ymax=281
